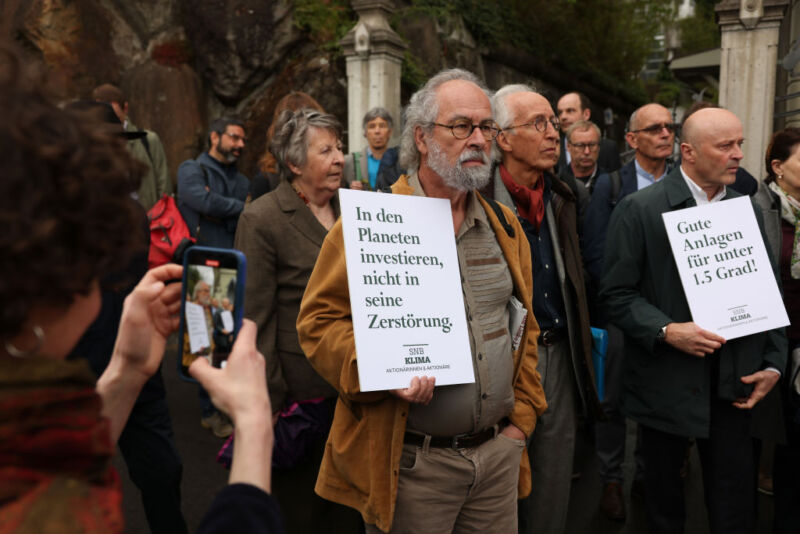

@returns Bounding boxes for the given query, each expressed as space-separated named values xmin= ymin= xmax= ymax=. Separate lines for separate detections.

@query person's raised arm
xmin=97 ymin=263 xmax=183 ymax=442
xmin=190 ymin=319 xmax=273 ymax=492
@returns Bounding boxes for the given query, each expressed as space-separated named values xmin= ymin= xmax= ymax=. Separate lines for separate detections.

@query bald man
xmin=580 ymin=102 xmax=677 ymax=519
xmin=599 ymin=108 xmax=787 ymax=533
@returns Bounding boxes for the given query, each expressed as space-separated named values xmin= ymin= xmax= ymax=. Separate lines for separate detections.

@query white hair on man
xmin=398 ymin=68 xmax=490 ymax=172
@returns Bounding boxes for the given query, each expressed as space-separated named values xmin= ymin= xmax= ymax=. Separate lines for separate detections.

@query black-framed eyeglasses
xmin=630 ymin=122 xmax=678 ymax=135
xmin=568 ymin=141 xmax=600 ymax=151
xmin=431 ymin=119 xmax=500 ymax=141
xmin=504 ymin=116 xmax=561 ymax=134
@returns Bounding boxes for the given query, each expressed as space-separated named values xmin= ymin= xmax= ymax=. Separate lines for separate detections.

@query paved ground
xmin=116 ymin=335 xmax=775 ymax=533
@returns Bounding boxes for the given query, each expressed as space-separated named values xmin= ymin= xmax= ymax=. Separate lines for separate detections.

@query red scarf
xmin=0 ymin=356 xmax=123 ymax=534
xmin=499 ymin=164 xmax=545 ymax=230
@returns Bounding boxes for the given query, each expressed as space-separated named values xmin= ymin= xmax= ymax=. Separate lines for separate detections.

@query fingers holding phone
xmin=189 ymin=319 xmax=271 ymax=426
xmin=178 ymin=247 xmax=247 ymax=379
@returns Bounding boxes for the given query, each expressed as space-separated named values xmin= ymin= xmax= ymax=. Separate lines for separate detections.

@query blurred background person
xmin=758 ymin=128 xmax=800 ymax=533
xmin=92 ymin=83 xmax=172 ymax=211
xmin=343 ymin=106 xmax=402 ymax=191
xmin=250 ymin=91 xmax=325 ymax=201
xmin=234 ymin=109 xmax=361 ymax=533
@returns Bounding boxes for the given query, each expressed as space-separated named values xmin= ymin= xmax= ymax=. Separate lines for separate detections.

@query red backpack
xmin=147 ymin=194 xmax=195 ymax=268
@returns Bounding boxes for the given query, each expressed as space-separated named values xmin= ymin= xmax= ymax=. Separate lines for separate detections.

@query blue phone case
xmin=177 ymin=246 xmax=247 ymax=382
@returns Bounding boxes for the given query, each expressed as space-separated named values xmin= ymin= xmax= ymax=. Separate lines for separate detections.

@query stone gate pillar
xmin=717 ymin=0 xmax=790 ymax=177
xmin=340 ymin=0 xmax=406 ymax=153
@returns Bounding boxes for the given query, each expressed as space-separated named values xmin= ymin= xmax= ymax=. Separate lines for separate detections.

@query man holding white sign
xmin=297 ymin=69 xmax=546 ymax=534
xmin=600 ymin=107 xmax=788 ymax=534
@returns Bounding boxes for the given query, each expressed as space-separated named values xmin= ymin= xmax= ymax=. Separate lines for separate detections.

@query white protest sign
xmin=339 ymin=188 xmax=474 ymax=392
xmin=662 ymin=196 xmax=789 ymax=339
xmin=220 ymin=310 xmax=234 ymax=332
xmin=185 ymin=301 xmax=211 ymax=354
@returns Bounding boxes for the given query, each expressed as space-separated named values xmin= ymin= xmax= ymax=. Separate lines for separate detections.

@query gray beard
xmin=426 ymin=139 xmax=491 ymax=191
xmin=215 ymin=141 xmax=239 ymax=164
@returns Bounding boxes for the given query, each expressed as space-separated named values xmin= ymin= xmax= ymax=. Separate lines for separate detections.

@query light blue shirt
xmin=366 ymin=147 xmax=381 ymax=189
xmin=635 ymin=159 xmax=667 ymax=191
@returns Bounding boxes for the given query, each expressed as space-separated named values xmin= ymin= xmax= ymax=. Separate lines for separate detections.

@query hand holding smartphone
xmin=178 ymin=246 xmax=247 ymax=382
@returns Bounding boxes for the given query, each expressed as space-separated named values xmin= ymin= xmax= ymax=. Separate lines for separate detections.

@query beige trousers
xmin=366 ymin=432 xmax=524 ymax=534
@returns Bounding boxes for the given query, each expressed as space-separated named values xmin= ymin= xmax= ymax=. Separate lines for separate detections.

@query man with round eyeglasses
xmin=297 ymin=69 xmax=546 ymax=534
xmin=488 ymin=84 xmax=600 ymax=534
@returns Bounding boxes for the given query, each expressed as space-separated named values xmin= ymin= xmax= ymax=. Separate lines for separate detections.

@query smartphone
xmin=178 ymin=246 xmax=246 ymax=382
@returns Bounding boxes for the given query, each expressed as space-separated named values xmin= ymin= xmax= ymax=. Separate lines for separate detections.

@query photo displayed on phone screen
xmin=182 ymin=263 xmax=238 ymax=369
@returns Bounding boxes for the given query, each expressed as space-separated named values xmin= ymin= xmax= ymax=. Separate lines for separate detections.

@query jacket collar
xmin=663 ymin=165 xmax=743 ymax=209
xmin=274 ymin=179 xmax=339 ymax=246
xmin=663 ymin=166 xmax=695 ymax=208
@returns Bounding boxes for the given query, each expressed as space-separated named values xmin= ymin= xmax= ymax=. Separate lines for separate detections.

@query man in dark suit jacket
xmin=556 ymin=91 xmax=621 ymax=174
xmin=582 ymin=102 xmax=676 ymax=520
xmin=600 ymin=108 xmax=787 ymax=533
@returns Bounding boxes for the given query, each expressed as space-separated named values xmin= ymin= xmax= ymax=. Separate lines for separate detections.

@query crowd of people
xmin=1 ymin=37 xmax=799 ymax=534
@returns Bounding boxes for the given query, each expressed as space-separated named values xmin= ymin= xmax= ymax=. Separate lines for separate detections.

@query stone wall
xmin=3 ymin=1 xmax=634 ymax=184
xmin=3 ymin=0 xmax=348 ymax=184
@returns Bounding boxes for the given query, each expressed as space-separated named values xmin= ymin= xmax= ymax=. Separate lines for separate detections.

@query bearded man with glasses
xmin=297 ymin=69 xmax=546 ymax=534
xmin=177 ymin=116 xmax=250 ymax=438
xmin=487 ymin=84 xmax=601 ymax=534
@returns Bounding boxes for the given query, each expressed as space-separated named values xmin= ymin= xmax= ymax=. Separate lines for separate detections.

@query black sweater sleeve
xmin=197 ymin=483 xmax=285 ymax=534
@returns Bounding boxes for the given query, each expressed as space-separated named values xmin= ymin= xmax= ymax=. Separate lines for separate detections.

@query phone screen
xmin=180 ymin=248 xmax=245 ymax=376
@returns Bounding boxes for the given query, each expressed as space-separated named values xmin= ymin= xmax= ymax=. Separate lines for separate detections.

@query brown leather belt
xmin=404 ymin=420 xmax=507 ymax=449
xmin=538 ymin=328 xmax=567 ymax=347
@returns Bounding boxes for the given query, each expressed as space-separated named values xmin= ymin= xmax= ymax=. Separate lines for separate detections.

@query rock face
xmin=123 ymin=62 xmax=207 ymax=187
xmin=239 ymin=47 xmax=348 ymax=177
xmin=0 ymin=0 xmax=347 ymax=184
xmin=14 ymin=0 xmax=121 ymax=97
xmin=183 ymin=0 xmax=302 ymax=104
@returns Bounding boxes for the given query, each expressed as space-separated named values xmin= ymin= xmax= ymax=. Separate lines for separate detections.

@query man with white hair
xmin=297 ymin=69 xmax=546 ymax=533
xmin=489 ymin=84 xmax=600 ymax=534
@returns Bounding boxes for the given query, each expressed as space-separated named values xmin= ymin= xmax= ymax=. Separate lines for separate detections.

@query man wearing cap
xmin=92 ymin=84 xmax=170 ymax=211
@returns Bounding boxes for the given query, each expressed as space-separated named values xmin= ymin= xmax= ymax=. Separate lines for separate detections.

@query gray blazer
xmin=752 ymin=180 xmax=782 ymax=261
xmin=234 ymin=179 xmax=339 ymax=412
xmin=753 ymin=180 xmax=800 ymax=397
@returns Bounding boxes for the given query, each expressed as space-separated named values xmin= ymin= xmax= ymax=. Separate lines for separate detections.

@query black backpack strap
xmin=609 ymin=170 xmax=622 ymax=208
xmin=483 ymin=197 xmax=515 ymax=238
xmin=138 ymin=133 xmax=155 ymax=167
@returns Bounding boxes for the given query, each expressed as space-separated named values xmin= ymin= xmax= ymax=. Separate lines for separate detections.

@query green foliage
xmin=293 ymin=0 xmax=356 ymax=52
xmin=396 ymin=0 xmax=674 ymax=103
xmin=649 ymin=64 xmax=682 ymax=106
xmin=401 ymin=49 xmax=428 ymax=91
xmin=676 ymin=11 xmax=720 ymax=56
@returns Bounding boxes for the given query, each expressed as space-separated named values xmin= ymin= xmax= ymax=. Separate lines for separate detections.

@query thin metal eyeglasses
xmin=223 ymin=132 xmax=247 ymax=143
xmin=630 ymin=122 xmax=678 ymax=135
xmin=568 ymin=141 xmax=600 ymax=151
xmin=431 ymin=119 xmax=500 ymax=141
xmin=503 ymin=116 xmax=561 ymax=134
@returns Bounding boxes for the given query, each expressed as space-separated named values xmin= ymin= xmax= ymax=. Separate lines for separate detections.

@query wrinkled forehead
xmin=510 ymin=92 xmax=554 ymax=122
xmin=435 ymin=80 xmax=492 ymax=122
xmin=636 ymin=105 xmax=671 ymax=128
xmin=570 ymin=126 xmax=600 ymax=142
xmin=558 ymin=93 xmax=581 ymax=111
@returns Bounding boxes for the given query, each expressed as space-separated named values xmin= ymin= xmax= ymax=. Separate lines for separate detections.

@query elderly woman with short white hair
xmin=234 ymin=108 xmax=362 ymax=534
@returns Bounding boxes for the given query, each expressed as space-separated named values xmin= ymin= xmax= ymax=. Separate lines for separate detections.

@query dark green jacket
xmin=599 ymin=167 xmax=787 ymax=438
